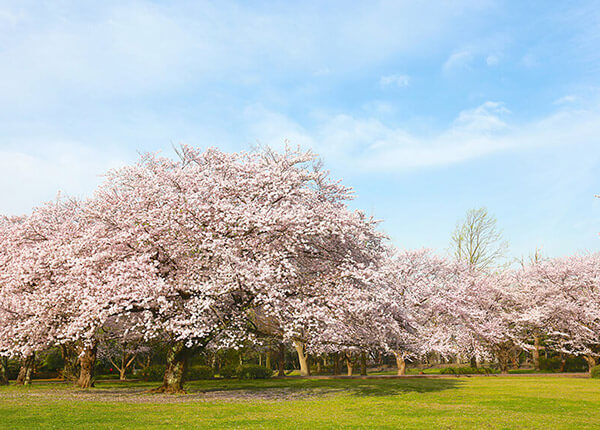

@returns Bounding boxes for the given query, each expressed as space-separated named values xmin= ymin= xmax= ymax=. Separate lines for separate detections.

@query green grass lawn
xmin=0 ymin=376 xmax=598 ymax=429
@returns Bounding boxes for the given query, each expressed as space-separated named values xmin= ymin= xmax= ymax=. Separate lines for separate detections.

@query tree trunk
xmin=152 ymin=342 xmax=191 ymax=394
xmin=512 ymin=348 xmax=520 ymax=369
xmin=360 ymin=352 xmax=367 ymax=376
xmin=333 ymin=352 xmax=340 ymax=375
xmin=497 ymin=352 xmax=509 ymax=375
xmin=266 ymin=351 xmax=271 ymax=370
xmin=394 ymin=351 xmax=406 ymax=376
xmin=559 ymin=358 xmax=566 ymax=373
xmin=533 ymin=336 xmax=541 ymax=371
xmin=293 ymin=340 xmax=310 ymax=376
xmin=0 ymin=357 xmax=8 ymax=386
xmin=60 ymin=344 xmax=79 ymax=381
xmin=345 ymin=353 xmax=353 ymax=376
xmin=111 ymin=353 xmax=131 ymax=381
xmin=495 ymin=342 xmax=516 ymax=375
xmin=277 ymin=343 xmax=285 ymax=377
xmin=211 ymin=352 xmax=218 ymax=373
xmin=16 ymin=354 xmax=35 ymax=385
xmin=584 ymin=355 xmax=597 ymax=374
xmin=121 ymin=352 xmax=136 ymax=380
xmin=470 ymin=356 xmax=478 ymax=368
xmin=76 ymin=344 xmax=97 ymax=388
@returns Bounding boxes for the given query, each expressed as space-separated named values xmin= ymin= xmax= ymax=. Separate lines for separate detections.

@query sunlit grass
xmin=0 ymin=377 xmax=598 ymax=429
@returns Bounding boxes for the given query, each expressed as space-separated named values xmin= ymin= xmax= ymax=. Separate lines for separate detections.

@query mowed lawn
xmin=0 ymin=376 xmax=599 ymax=429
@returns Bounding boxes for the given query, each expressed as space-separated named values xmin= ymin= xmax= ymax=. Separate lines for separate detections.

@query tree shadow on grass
xmin=185 ymin=377 xmax=463 ymax=399
xmin=0 ymin=379 xmax=463 ymax=403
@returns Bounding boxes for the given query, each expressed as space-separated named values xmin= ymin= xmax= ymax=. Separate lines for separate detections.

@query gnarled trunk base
xmin=151 ymin=342 xmax=191 ymax=394
xmin=584 ymin=355 xmax=597 ymax=374
xmin=76 ymin=345 xmax=97 ymax=388
xmin=293 ymin=340 xmax=310 ymax=376
xmin=16 ymin=354 xmax=35 ymax=386
xmin=394 ymin=351 xmax=406 ymax=376
xmin=346 ymin=353 xmax=353 ymax=376
xmin=495 ymin=343 xmax=514 ymax=375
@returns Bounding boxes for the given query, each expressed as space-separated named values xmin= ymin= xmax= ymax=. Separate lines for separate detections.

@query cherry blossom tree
xmin=0 ymin=197 xmax=160 ymax=388
xmin=83 ymin=145 xmax=387 ymax=390
xmin=447 ymin=266 xmax=527 ymax=373
xmin=0 ymin=209 xmax=69 ymax=384
xmin=520 ymin=253 xmax=600 ymax=372
xmin=249 ymin=212 xmax=387 ymax=377
xmin=97 ymin=315 xmax=151 ymax=381
xmin=363 ymin=249 xmax=465 ymax=375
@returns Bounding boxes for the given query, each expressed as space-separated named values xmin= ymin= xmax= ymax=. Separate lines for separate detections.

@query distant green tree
xmin=451 ymin=207 xmax=508 ymax=271
xmin=451 ymin=207 xmax=509 ymax=367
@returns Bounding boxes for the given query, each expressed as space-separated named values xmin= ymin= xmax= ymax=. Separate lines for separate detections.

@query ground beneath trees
xmin=0 ymin=384 xmax=345 ymax=404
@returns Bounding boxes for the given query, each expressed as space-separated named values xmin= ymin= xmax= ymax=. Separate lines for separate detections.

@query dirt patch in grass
xmin=0 ymin=386 xmax=346 ymax=404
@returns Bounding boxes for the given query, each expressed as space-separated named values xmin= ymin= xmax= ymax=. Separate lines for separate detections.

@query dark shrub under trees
xmin=138 ymin=364 xmax=167 ymax=381
xmin=219 ymin=364 xmax=273 ymax=379
xmin=238 ymin=365 xmax=273 ymax=379
xmin=187 ymin=365 xmax=215 ymax=380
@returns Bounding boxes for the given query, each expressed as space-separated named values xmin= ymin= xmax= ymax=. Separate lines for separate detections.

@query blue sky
xmin=1 ymin=0 xmax=599 ymax=261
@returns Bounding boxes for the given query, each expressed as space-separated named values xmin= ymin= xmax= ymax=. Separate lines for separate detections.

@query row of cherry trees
xmin=1 ymin=146 xmax=598 ymax=392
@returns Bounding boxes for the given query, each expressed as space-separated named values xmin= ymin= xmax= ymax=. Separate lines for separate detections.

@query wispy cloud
xmin=241 ymin=100 xmax=600 ymax=172
xmin=521 ymin=53 xmax=538 ymax=68
xmin=0 ymin=0 xmax=488 ymax=111
xmin=453 ymin=101 xmax=510 ymax=133
xmin=442 ymin=50 xmax=473 ymax=72
xmin=1 ymin=0 xmax=600 ymax=259
xmin=0 ymin=141 xmax=132 ymax=215
xmin=553 ymin=95 xmax=578 ymax=105
xmin=486 ymin=54 xmax=499 ymax=65
xmin=379 ymin=74 xmax=410 ymax=88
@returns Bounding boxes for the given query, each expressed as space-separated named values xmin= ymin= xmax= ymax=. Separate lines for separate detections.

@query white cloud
xmin=379 ymin=74 xmax=410 ymax=88
xmin=453 ymin=101 xmax=510 ymax=134
xmin=443 ymin=35 xmax=509 ymax=71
